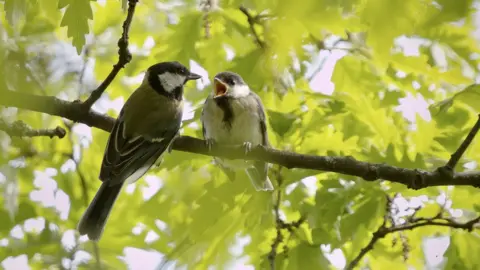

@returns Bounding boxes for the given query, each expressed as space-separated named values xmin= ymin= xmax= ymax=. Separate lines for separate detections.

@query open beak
xmin=213 ymin=78 xmax=228 ymax=98
xmin=187 ymin=72 xmax=202 ymax=81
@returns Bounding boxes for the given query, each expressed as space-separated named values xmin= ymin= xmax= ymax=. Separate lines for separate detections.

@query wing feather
xmin=247 ymin=92 xmax=273 ymax=190
xmin=99 ymin=110 xmax=179 ymax=186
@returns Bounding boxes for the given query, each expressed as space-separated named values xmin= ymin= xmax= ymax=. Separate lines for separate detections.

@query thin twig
xmin=346 ymin=213 xmax=479 ymax=269
xmin=267 ymin=167 xmax=284 ymax=270
xmin=239 ymin=5 xmax=266 ymax=49
xmin=0 ymin=119 xmax=66 ymax=138
xmin=201 ymin=0 xmax=213 ymax=38
xmin=268 ymin=175 xmax=283 ymax=270
xmin=81 ymin=0 xmax=138 ymax=108
xmin=78 ymin=46 xmax=91 ymax=99
xmin=390 ymin=216 xmax=480 ymax=233
xmin=445 ymin=114 xmax=480 ymax=170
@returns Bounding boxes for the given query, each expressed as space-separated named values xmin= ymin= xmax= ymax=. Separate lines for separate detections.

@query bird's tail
xmin=77 ymin=182 xmax=124 ymax=241
xmin=246 ymin=167 xmax=274 ymax=191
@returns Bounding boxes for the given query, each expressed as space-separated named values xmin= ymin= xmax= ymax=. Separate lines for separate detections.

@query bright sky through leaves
xmin=1 ymin=0 xmax=480 ymax=269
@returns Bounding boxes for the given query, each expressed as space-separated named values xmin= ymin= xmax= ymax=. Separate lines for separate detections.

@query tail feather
xmin=77 ymin=182 xmax=124 ymax=241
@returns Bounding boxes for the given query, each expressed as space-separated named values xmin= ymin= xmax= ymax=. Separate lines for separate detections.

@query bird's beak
xmin=213 ymin=78 xmax=228 ymax=98
xmin=187 ymin=72 xmax=202 ymax=81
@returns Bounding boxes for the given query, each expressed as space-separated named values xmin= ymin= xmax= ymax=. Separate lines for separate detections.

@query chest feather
xmin=203 ymin=97 xmax=262 ymax=144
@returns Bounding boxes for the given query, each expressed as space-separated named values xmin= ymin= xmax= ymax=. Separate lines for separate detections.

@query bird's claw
xmin=205 ymin=139 xmax=216 ymax=152
xmin=243 ymin=142 xmax=253 ymax=155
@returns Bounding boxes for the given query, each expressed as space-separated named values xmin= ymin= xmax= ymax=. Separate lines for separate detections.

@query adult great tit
xmin=77 ymin=61 xmax=201 ymax=241
xmin=201 ymin=71 xmax=274 ymax=191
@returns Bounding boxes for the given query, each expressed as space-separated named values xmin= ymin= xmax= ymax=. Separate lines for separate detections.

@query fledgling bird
xmin=201 ymin=71 xmax=274 ymax=191
xmin=77 ymin=61 xmax=201 ymax=241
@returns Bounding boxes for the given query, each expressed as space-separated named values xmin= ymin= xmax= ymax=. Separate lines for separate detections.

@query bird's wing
xmin=246 ymin=92 xmax=274 ymax=190
xmin=248 ymin=92 xmax=269 ymax=146
xmin=99 ymin=85 xmax=183 ymax=186
xmin=99 ymin=109 xmax=180 ymax=186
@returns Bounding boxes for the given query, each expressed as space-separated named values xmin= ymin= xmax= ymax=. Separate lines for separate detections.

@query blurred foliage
xmin=0 ymin=0 xmax=480 ymax=269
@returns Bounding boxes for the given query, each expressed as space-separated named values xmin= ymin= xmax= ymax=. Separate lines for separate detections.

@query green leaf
xmin=360 ymin=0 xmax=424 ymax=68
xmin=311 ymin=227 xmax=331 ymax=245
xmin=60 ymin=0 xmax=94 ymax=54
xmin=58 ymin=0 xmax=70 ymax=9
xmin=1 ymin=165 xmax=18 ymax=219
xmin=229 ymin=48 xmax=270 ymax=91
xmin=451 ymin=187 xmax=480 ymax=209
xmin=267 ymin=110 xmax=296 ymax=137
xmin=420 ymin=23 xmax=480 ymax=70
xmin=287 ymin=243 xmax=330 ymax=270
xmin=423 ymin=0 xmax=473 ymax=29
xmin=445 ymin=231 xmax=480 ymax=269
xmin=430 ymin=84 xmax=480 ymax=117
xmin=15 ymin=201 xmax=36 ymax=223
xmin=4 ymin=0 xmax=28 ymax=28
xmin=153 ymin=12 xmax=203 ymax=65
xmin=0 ymin=209 xmax=14 ymax=234
xmin=339 ymin=193 xmax=385 ymax=243
xmin=92 ymin=0 xmax=123 ymax=35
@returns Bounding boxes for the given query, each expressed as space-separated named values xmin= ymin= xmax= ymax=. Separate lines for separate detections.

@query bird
xmin=77 ymin=61 xmax=201 ymax=241
xmin=200 ymin=71 xmax=274 ymax=191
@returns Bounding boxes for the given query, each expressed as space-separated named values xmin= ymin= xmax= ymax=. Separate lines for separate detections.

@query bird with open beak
xmin=201 ymin=71 xmax=274 ymax=191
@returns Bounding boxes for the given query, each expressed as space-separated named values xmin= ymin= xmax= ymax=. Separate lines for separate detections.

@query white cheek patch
xmin=231 ymin=84 xmax=250 ymax=98
xmin=158 ymin=72 xmax=185 ymax=93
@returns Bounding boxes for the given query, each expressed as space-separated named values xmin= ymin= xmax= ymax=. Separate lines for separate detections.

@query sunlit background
xmin=1 ymin=0 xmax=480 ymax=269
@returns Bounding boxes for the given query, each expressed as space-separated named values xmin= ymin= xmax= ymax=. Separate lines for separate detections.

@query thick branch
xmin=0 ymin=90 xmax=115 ymax=132
xmin=2 ymin=90 xmax=480 ymax=189
xmin=81 ymin=0 xmax=138 ymax=108
xmin=0 ymin=119 xmax=66 ymax=139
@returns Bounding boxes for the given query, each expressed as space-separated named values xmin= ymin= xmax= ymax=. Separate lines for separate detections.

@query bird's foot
xmin=243 ymin=142 xmax=253 ymax=155
xmin=205 ymin=138 xmax=216 ymax=152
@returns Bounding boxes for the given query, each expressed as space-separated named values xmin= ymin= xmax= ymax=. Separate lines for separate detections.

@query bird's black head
xmin=146 ymin=61 xmax=201 ymax=100
xmin=212 ymin=71 xmax=249 ymax=99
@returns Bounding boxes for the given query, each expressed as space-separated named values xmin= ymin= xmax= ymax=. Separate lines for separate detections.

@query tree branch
xmin=346 ymin=214 xmax=480 ymax=270
xmin=433 ymin=114 xmax=480 ymax=181
xmin=268 ymin=169 xmax=284 ymax=270
xmin=81 ymin=0 xmax=138 ymax=109
xmin=2 ymin=90 xmax=480 ymax=189
xmin=446 ymin=114 xmax=480 ymax=170
xmin=267 ymin=169 xmax=308 ymax=270
xmin=239 ymin=6 xmax=266 ymax=49
xmin=0 ymin=119 xmax=66 ymax=139
xmin=201 ymin=0 xmax=213 ymax=39
xmin=0 ymin=90 xmax=115 ymax=132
